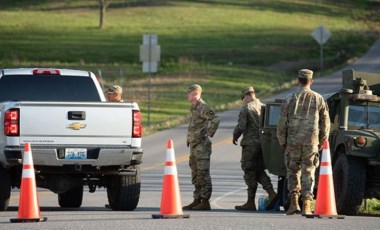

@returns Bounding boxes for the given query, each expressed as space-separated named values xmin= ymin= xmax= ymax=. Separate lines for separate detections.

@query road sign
xmin=311 ymin=25 xmax=331 ymax=45
xmin=140 ymin=34 xmax=161 ymax=127
xmin=140 ymin=34 xmax=160 ymax=73
xmin=311 ymin=25 xmax=332 ymax=76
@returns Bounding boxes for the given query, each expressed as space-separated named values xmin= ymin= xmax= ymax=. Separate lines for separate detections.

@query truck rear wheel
xmin=333 ymin=154 xmax=366 ymax=215
xmin=0 ymin=165 xmax=11 ymax=211
xmin=58 ymin=186 xmax=83 ymax=208
xmin=107 ymin=165 xmax=141 ymax=211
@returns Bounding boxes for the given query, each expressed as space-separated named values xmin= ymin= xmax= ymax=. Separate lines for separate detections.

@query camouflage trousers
xmin=241 ymin=144 xmax=273 ymax=198
xmin=189 ymin=137 xmax=212 ymax=200
xmin=285 ymin=144 xmax=320 ymax=200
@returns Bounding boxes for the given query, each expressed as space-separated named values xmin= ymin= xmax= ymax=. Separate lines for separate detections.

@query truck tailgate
xmin=18 ymin=101 xmax=133 ymax=146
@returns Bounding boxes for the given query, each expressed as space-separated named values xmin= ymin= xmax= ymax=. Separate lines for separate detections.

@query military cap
xmin=241 ymin=86 xmax=255 ymax=100
xmin=298 ymin=69 xmax=313 ymax=79
xmin=105 ymin=85 xmax=122 ymax=94
xmin=187 ymin=84 xmax=202 ymax=93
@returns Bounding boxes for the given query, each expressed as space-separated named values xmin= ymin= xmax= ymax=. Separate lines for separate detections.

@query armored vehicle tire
xmin=107 ymin=165 xmax=141 ymax=211
xmin=58 ymin=186 xmax=84 ymax=208
xmin=333 ymin=154 xmax=366 ymax=215
xmin=0 ymin=165 xmax=11 ymax=211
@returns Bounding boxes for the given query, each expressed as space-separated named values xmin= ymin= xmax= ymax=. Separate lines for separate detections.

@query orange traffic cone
xmin=10 ymin=143 xmax=47 ymax=223
xmin=152 ymin=139 xmax=189 ymax=219
xmin=308 ymin=140 xmax=344 ymax=219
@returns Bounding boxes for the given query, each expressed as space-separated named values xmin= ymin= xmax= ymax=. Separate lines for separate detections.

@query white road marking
xmin=211 ymin=187 xmax=245 ymax=209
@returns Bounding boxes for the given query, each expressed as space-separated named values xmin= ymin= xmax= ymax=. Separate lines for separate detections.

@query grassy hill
xmin=1 ymin=0 xmax=379 ymax=132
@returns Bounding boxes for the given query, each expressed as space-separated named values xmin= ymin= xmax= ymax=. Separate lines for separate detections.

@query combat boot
xmin=235 ymin=197 xmax=256 ymax=211
xmin=302 ymin=199 xmax=312 ymax=216
xmin=192 ymin=199 xmax=211 ymax=211
xmin=265 ymin=190 xmax=279 ymax=210
xmin=183 ymin=199 xmax=201 ymax=210
xmin=286 ymin=193 xmax=301 ymax=215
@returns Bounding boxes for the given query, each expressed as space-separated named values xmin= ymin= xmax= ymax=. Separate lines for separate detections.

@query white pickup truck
xmin=0 ymin=68 xmax=143 ymax=211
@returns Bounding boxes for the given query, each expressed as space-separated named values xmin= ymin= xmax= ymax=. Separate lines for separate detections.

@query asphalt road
xmin=1 ymin=39 xmax=380 ymax=229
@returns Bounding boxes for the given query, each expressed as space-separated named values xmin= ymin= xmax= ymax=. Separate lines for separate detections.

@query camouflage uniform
xmin=277 ymin=70 xmax=330 ymax=201
xmin=233 ymin=88 xmax=275 ymax=201
xmin=187 ymin=98 xmax=220 ymax=200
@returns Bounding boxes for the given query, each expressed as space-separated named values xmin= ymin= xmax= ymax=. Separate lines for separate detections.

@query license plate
xmin=65 ymin=148 xmax=87 ymax=160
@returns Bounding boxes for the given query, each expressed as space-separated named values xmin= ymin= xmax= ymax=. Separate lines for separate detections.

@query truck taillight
xmin=132 ymin=110 xmax=142 ymax=138
xmin=4 ymin=108 xmax=20 ymax=136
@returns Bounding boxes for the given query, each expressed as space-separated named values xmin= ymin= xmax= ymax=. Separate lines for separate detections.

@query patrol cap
xmin=187 ymin=84 xmax=202 ymax=93
xmin=241 ymin=86 xmax=255 ymax=100
xmin=106 ymin=85 xmax=122 ymax=94
xmin=298 ymin=69 xmax=313 ymax=79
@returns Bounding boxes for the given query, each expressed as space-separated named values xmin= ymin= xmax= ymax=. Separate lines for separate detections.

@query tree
xmin=99 ymin=0 xmax=108 ymax=29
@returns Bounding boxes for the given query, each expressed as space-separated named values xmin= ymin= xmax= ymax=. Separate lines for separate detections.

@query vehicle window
xmin=0 ymin=75 xmax=101 ymax=102
xmin=348 ymin=105 xmax=380 ymax=129
xmin=268 ymin=105 xmax=281 ymax=126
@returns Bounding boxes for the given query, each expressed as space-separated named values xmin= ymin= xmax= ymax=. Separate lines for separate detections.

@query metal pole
xmin=320 ymin=28 xmax=323 ymax=76
xmin=98 ymin=69 xmax=104 ymax=89
xmin=148 ymin=73 xmax=151 ymax=127
xmin=147 ymin=35 xmax=152 ymax=127
xmin=320 ymin=44 xmax=323 ymax=77
xmin=119 ymin=69 xmax=124 ymax=86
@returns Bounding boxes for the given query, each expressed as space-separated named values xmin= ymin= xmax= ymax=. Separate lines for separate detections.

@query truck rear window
xmin=0 ymin=75 xmax=101 ymax=102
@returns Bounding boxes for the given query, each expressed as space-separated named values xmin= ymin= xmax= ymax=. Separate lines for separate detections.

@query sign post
xmin=311 ymin=25 xmax=331 ymax=76
xmin=140 ymin=34 xmax=160 ymax=127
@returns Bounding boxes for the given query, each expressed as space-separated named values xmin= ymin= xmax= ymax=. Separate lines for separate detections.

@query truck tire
xmin=58 ymin=186 xmax=83 ymax=208
xmin=333 ymin=154 xmax=366 ymax=215
xmin=0 ymin=165 xmax=11 ymax=211
xmin=107 ymin=165 xmax=141 ymax=211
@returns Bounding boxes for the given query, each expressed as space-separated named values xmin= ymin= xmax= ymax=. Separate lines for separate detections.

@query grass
xmin=360 ymin=199 xmax=380 ymax=216
xmin=1 ymin=1 xmax=377 ymax=66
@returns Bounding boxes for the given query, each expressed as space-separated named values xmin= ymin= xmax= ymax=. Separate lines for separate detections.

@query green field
xmin=1 ymin=0 xmax=379 ymax=132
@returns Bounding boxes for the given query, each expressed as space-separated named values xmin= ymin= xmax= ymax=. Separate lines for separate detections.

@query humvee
xmin=259 ymin=69 xmax=380 ymax=215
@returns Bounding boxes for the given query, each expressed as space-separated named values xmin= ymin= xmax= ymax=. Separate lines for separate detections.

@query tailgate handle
xmin=68 ymin=111 xmax=86 ymax=120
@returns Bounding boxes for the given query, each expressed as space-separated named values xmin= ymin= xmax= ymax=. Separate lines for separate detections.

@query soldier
xmin=183 ymin=84 xmax=220 ymax=211
xmin=233 ymin=86 xmax=279 ymax=211
xmin=105 ymin=85 xmax=123 ymax=102
xmin=277 ymin=69 xmax=330 ymax=215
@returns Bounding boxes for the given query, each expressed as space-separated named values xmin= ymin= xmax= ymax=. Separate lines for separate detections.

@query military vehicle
xmin=259 ymin=69 xmax=380 ymax=215
xmin=259 ymin=98 xmax=287 ymax=208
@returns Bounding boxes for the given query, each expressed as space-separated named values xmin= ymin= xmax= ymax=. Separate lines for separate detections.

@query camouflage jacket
xmin=233 ymin=98 xmax=263 ymax=146
xmin=187 ymin=98 xmax=220 ymax=144
xmin=277 ymin=86 xmax=330 ymax=146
